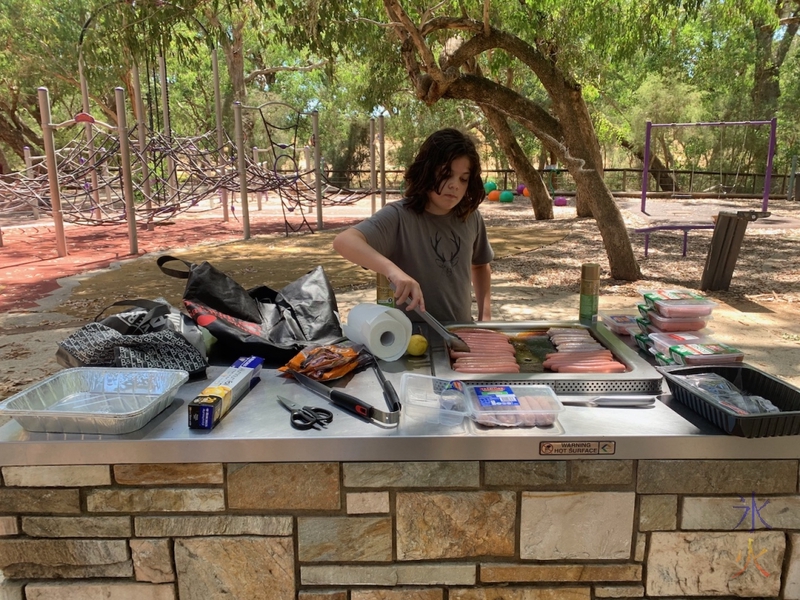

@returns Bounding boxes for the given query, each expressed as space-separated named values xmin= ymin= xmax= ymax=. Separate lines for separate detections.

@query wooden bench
xmin=634 ymin=224 xmax=716 ymax=258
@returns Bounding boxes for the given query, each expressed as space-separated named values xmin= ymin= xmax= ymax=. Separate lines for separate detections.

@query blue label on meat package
xmin=473 ymin=385 xmax=521 ymax=407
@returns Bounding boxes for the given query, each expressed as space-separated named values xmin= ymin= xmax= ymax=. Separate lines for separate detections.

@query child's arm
xmin=471 ymin=263 xmax=492 ymax=321
xmin=333 ymin=228 xmax=425 ymax=312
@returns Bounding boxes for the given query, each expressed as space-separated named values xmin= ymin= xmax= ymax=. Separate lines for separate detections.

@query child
xmin=333 ymin=128 xmax=493 ymax=323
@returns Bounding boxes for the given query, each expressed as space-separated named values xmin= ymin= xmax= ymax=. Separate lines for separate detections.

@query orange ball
xmin=488 ymin=190 xmax=501 ymax=201
xmin=523 ymin=187 xmax=530 ymax=197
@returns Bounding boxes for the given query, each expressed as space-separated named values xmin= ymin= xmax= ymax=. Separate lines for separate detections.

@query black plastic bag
xmin=157 ymin=255 xmax=343 ymax=361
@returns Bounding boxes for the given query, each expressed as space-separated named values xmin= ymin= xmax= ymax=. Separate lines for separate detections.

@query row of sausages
xmin=449 ymin=328 xmax=520 ymax=373
xmin=543 ymin=328 xmax=627 ymax=373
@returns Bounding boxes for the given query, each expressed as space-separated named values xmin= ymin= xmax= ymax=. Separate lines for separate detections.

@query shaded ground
xmin=2 ymin=193 xmax=800 ymax=405
xmin=0 ymin=210 xmax=363 ymax=312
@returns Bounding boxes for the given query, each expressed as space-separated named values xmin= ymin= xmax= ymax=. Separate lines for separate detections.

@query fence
xmin=330 ymin=167 xmax=795 ymax=197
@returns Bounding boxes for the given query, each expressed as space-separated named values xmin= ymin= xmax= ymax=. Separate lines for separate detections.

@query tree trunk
xmin=620 ymin=138 xmax=678 ymax=192
xmin=480 ymin=103 xmax=553 ymax=219
xmin=750 ymin=9 xmax=797 ymax=172
xmin=384 ymin=5 xmax=641 ymax=280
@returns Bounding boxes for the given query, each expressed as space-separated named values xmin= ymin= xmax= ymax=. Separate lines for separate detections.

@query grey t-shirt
xmin=354 ymin=199 xmax=494 ymax=323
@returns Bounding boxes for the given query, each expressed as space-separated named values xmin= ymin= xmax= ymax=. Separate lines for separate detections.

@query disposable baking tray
xmin=0 ymin=367 xmax=188 ymax=434
xmin=661 ymin=364 xmax=800 ymax=437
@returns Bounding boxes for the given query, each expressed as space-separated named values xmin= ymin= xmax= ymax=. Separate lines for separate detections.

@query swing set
xmin=641 ymin=118 xmax=778 ymax=214
xmin=635 ymin=118 xmax=777 ymax=258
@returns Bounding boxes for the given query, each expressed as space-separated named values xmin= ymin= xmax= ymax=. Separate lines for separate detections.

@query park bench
xmin=634 ymin=223 xmax=716 ymax=258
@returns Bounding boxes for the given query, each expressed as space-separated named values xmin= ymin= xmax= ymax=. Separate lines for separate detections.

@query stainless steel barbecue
xmin=429 ymin=321 xmax=663 ymax=395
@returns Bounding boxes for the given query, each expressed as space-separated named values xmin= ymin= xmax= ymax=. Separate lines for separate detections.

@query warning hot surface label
xmin=539 ymin=441 xmax=616 ymax=455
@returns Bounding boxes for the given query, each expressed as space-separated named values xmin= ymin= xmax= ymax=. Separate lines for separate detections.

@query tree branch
xmin=244 ymin=60 xmax=328 ymax=85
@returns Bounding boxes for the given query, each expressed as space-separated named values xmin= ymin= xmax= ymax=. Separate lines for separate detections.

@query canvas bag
xmin=156 ymin=255 xmax=343 ymax=361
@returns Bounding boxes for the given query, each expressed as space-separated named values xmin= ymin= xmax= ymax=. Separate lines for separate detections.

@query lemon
xmin=406 ymin=334 xmax=429 ymax=357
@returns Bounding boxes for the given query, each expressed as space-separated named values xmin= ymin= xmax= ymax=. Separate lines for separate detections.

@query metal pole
xmin=313 ymin=110 xmax=323 ymax=230
xmin=78 ymin=54 xmax=102 ymax=216
xmin=212 ymin=48 xmax=229 ymax=221
xmin=379 ymin=114 xmax=387 ymax=207
xmin=132 ymin=62 xmax=153 ymax=224
xmin=788 ymin=156 xmax=798 ymax=202
xmin=115 ymin=87 xmax=138 ymax=256
xmin=641 ymin=120 xmax=652 ymax=213
xmin=252 ymin=146 xmax=263 ymax=210
xmin=23 ymin=147 xmax=39 ymax=219
xmin=369 ymin=118 xmax=376 ymax=215
xmin=762 ymin=117 xmax=777 ymax=212
xmin=234 ymin=101 xmax=250 ymax=239
xmin=158 ymin=55 xmax=178 ymax=203
xmin=37 ymin=87 xmax=68 ymax=257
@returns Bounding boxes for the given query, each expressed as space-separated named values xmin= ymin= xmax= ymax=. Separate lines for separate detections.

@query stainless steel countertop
xmin=1 ymin=324 xmax=798 ymax=465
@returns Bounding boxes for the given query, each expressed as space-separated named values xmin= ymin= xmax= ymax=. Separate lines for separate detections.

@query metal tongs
xmin=389 ymin=282 xmax=471 ymax=352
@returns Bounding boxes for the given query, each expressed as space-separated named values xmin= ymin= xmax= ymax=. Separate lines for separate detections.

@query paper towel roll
xmin=343 ymin=303 xmax=413 ymax=362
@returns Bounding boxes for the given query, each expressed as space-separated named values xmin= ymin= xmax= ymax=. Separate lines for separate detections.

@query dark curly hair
xmin=403 ymin=128 xmax=485 ymax=220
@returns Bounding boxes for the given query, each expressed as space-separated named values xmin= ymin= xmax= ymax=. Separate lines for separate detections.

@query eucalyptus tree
xmin=0 ymin=0 xmax=95 ymax=171
xmin=266 ymin=0 xmax=708 ymax=280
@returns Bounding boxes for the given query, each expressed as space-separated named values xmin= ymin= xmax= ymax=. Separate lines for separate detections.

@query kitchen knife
xmin=560 ymin=395 xmax=657 ymax=408
xmin=289 ymin=370 xmax=399 ymax=425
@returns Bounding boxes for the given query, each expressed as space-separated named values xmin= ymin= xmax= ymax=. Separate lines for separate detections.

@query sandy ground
xmin=2 ymin=193 xmax=800 ymax=423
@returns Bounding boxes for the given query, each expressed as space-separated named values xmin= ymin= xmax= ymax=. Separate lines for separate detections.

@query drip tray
xmin=430 ymin=321 xmax=663 ymax=395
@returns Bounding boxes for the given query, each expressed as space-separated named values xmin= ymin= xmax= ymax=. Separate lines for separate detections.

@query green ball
xmin=484 ymin=181 xmax=498 ymax=193
xmin=499 ymin=190 xmax=514 ymax=203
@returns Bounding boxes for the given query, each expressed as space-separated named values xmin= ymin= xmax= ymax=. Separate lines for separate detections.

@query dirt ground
xmin=2 ymin=192 xmax=800 ymax=409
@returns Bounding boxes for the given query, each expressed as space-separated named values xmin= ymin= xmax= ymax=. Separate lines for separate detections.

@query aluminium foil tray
xmin=430 ymin=321 xmax=663 ymax=395
xmin=0 ymin=367 xmax=188 ymax=435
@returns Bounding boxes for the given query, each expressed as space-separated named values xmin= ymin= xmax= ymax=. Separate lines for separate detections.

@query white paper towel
xmin=343 ymin=303 xmax=413 ymax=362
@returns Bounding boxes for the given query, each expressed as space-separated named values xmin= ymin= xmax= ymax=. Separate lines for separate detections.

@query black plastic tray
xmin=661 ymin=363 xmax=800 ymax=438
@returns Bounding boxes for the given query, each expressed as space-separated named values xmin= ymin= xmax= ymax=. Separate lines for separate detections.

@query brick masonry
xmin=0 ymin=459 xmax=797 ymax=598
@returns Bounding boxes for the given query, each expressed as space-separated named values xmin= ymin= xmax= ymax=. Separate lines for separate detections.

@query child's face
xmin=426 ymin=155 xmax=471 ymax=215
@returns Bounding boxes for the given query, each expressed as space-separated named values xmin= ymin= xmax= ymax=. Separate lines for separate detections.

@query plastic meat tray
xmin=0 ymin=367 xmax=188 ymax=434
xmin=661 ymin=363 xmax=800 ymax=438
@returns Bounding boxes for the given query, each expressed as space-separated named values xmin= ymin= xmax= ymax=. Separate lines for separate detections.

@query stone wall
xmin=0 ymin=460 xmax=798 ymax=599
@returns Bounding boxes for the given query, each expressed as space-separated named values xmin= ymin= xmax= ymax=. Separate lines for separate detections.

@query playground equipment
xmin=641 ymin=119 xmax=778 ymax=214
xmin=636 ymin=119 xmax=778 ymax=258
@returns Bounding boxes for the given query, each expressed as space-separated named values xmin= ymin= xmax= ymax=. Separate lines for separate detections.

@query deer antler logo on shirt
xmin=431 ymin=231 xmax=461 ymax=276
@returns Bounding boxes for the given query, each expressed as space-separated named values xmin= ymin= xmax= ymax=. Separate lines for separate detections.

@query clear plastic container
xmin=647 ymin=311 xmax=709 ymax=332
xmin=600 ymin=313 xmax=638 ymax=335
xmin=399 ymin=373 xmax=469 ymax=426
xmin=634 ymin=333 xmax=652 ymax=351
xmin=648 ymin=348 xmax=677 ymax=366
xmin=652 ymin=298 xmax=717 ymax=318
xmin=0 ymin=367 xmax=188 ymax=434
xmin=639 ymin=288 xmax=709 ymax=307
xmin=467 ymin=384 xmax=563 ymax=427
xmin=668 ymin=342 xmax=745 ymax=366
xmin=649 ymin=332 xmax=712 ymax=355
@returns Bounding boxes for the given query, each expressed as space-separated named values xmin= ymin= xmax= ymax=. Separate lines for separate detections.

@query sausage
xmin=516 ymin=395 xmax=540 ymax=426
xmin=526 ymin=394 xmax=556 ymax=427
xmin=450 ymin=347 xmax=515 ymax=358
xmin=558 ymin=362 xmax=627 ymax=373
xmin=544 ymin=350 xmax=612 ymax=360
xmin=453 ymin=365 xmax=521 ymax=373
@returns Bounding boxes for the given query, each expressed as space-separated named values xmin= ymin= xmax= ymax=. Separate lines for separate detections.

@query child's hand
xmin=388 ymin=273 xmax=425 ymax=313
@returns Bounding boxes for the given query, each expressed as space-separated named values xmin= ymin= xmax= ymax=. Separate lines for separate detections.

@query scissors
xmin=277 ymin=395 xmax=333 ymax=431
